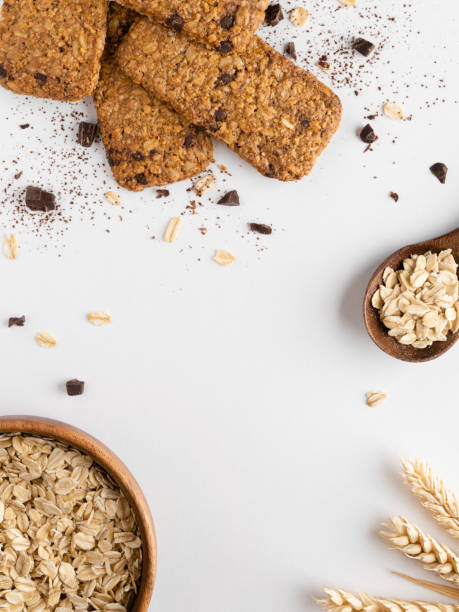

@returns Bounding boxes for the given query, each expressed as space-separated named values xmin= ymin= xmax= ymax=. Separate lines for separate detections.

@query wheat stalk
xmin=402 ymin=459 xmax=459 ymax=540
xmin=393 ymin=571 xmax=459 ymax=600
xmin=317 ymin=588 xmax=459 ymax=611
xmin=380 ymin=516 xmax=459 ymax=584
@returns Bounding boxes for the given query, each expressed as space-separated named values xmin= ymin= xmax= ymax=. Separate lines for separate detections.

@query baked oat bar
xmin=116 ymin=18 xmax=342 ymax=181
xmin=0 ymin=0 xmax=108 ymax=101
xmin=94 ymin=57 xmax=214 ymax=191
xmin=115 ymin=0 xmax=268 ymax=52
xmin=106 ymin=1 xmax=138 ymax=52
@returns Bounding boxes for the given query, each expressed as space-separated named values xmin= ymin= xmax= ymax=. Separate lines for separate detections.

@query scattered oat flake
xmin=339 ymin=0 xmax=356 ymax=6
xmin=105 ymin=191 xmax=121 ymax=205
xmin=193 ymin=174 xmax=216 ymax=196
xmin=164 ymin=217 xmax=182 ymax=242
xmin=383 ymin=102 xmax=405 ymax=120
xmin=289 ymin=6 xmax=309 ymax=26
xmin=87 ymin=312 xmax=112 ymax=326
xmin=366 ymin=392 xmax=387 ymax=407
xmin=214 ymin=249 xmax=236 ymax=266
xmin=4 ymin=234 xmax=18 ymax=259
xmin=281 ymin=117 xmax=295 ymax=129
xmin=35 ymin=332 xmax=57 ymax=348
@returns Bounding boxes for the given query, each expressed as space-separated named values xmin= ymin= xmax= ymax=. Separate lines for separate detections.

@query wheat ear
xmin=402 ymin=458 xmax=459 ymax=540
xmin=317 ymin=588 xmax=459 ymax=612
xmin=380 ymin=516 xmax=459 ymax=585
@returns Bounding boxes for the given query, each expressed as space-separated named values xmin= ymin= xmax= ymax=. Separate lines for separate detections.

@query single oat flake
xmin=339 ymin=0 xmax=356 ymax=6
xmin=35 ymin=331 xmax=57 ymax=347
xmin=4 ymin=233 xmax=18 ymax=259
xmin=383 ymin=102 xmax=405 ymax=120
xmin=194 ymin=174 xmax=216 ymax=196
xmin=289 ymin=6 xmax=310 ymax=26
xmin=164 ymin=217 xmax=182 ymax=242
xmin=105 ymin=190 xmax=121 ymax=205
xmin=214 ymin=249 xmax=236 ymax=266
xmin=366 ymin=391 xmax=387 ymax=407
xmin=87 ymin=311 xmax=112 ymax=326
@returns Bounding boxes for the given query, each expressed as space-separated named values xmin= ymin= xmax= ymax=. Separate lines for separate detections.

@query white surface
xmin=1 ymin=1 xmax=459 ymax=610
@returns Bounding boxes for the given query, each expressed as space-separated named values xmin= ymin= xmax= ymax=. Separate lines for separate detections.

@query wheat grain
xmin=380 ymin=516 xmax=459 ymax=584
xmin=317 ymin=588 xmax=459 ymax=612
xmin=402 ymin=459 xmax=459 ymax=540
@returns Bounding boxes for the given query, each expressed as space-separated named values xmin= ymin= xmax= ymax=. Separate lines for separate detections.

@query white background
xmin=1 ymin=1 xmax=459 ymax=610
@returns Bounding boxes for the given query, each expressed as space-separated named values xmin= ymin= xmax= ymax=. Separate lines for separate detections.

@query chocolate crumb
xmin=215 ymin=72 xmax=235 ymax=87
xmin=33 ymin=72 xmax=47 ymax=85
xmin=8 ymin=316 xmax=25 ymax=327
xmin=167 ymin=13 xmax=184 ymax=31
xmin=265 ymin=3 xmax=283 ymax=26
xmin=389 ymin=191 xmax=399 ymax=202
xmin=215 ymin=108 xmax=227 ymax=122
xmin=217 ymin=190 xmax=240 ymax=206
xmin=135 ymin=173 xmax=148 ymax=185
xmin=77 ymin=122 xmax=97 ymax=147
xmin=249 ymin=223 xmax=272 ymax=235
xmin=25 ymin=186 xmax=56 ymax=212
xmin=430 ymin=162 xmax=448 ymax=184
xmin=183 ymin=133 xmax=195 ymax=148
xmin=285 ymin=42 xmax=297 ymax=60
xmin=220 ymin=14 xmax=235 ymax=29
xmin=156 ymin=189 xmax=170 ymax=198
xmin=352 ymin=37 xmax=375 ymax=57
xmin=14 ymin=171 xmax=23 ymax=180
xmin=218 ymin=40 xmax=233 ymax=53
xmin=0 ymin=64 xmax=6 ymax=78
xmin=66 ymin=379 xmax=85 ymax=396
xmin=360 ymin=124 xmax=378 ymax=143
xmin=19 ymin=123 xmax=30 ymax=129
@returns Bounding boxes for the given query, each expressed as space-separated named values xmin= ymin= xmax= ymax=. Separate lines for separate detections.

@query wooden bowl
xmin=0 ymin=415 xmax=156 ymax=612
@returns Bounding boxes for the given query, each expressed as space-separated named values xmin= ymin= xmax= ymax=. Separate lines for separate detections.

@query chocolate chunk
xmin=298 ymin=114 xmax=310 ymax=129
xmin=285 ymin=42 xmax=297 ymax=60
xmin=218 ymin=39 xmax=233 ymax=53
xmin=265 ymin=3 xmax=283 ymax=26
xmin=430 ymin=162 xmax=448 ymax=184
xmin=389 ymin=191 xmax=399 ymax=202
xmin=359 ymin=124 xmax=377 ymax=144
xmin=156 ymin=189 xmax=170 ymax=198
xmin=183 ymin=133 xmax=195 ymax=148
xmin=249 ymin=223 xmax=272 ymax=235
xmin=25 ymin=186 xmax=56 ymax=212
xmin=215 ymin=108 xmax=227 ymax=122
xmin=8 ymin=316 xmax=25 ymax=327
xmin=217 ymin=190 xmax=239 ymax=206
xmin=220 ymin=14 xmax=235 ymax=29
xmin=352 ymin=37 xmax=375 ymax=56
xmin=0 ymin=64 xmax=6 ymax=78
xmin=66 ymin=379 xmax=85 ymax=396
xmin=108 ymin=156 xmax=119 ymax=167
xmin=149 ymin=149 xmax=158 ymax=157
xmin=135 ymin=173 xmax=148 ymax=185
xmin=215 ymin=72 xmax=235 ymax=87
xmin=167 ymin=13 xmax=184 ymax=31
xmin=132 ymin=151 xmax=145 ymax=161
xmin=34 ymin=72 xmax=47 ymax=85
xmin=77 ymin=122 xmax=97 ymax=147
xmin=19 ymin=123 xmax=29 ymax=129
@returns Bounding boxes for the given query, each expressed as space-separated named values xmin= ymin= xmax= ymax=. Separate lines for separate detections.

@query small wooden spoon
xmin=363 ymin=227 xmax=459 ymax=362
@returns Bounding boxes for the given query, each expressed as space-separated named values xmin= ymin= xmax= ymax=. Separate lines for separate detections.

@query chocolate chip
xmin=66 ymin=379 xmax=84 ymax=396
xmin=183 ymin=133 xmax=195 ymax=148
xmin=298 ymin=114 xmax=310 ymax=129
xmin=0 ymin=64 xmax=6 ymax=78
xmin=215 ymin=72 xmax=235 ymax=87
xmin=220 ymin=14 xmax=235 ymax=29
xmin=265 ymin=3 xmax=283 ymax=26
xmin=389 ymin=191 xmax=399 ymax=202
xmin=285 ymin=42 xmax=297 ymax=60
xmin=217 ymin=190 xmax=239 ymax=206
xmin=77 ymin=122 xmax=97 ymax=147
xmin=132 ymin=151 xmax=145 ymax=161
xmin=167 ymin=13 xmax=184 ymax=31
xmin=430 ymin=162 xmax=448 ymax=184
xmin=215 ymin=108 xmax=227 ymax=122
xmin=8 ymin=316 xmax=25 ymax=327
xmin=34 ymin=72 xmax=47 ymax=85
xmin=156 ymin=189 xmax=170 ymax=198
xmin=352 ymin=37 xmax=375 ymax=57
xmin=359 ymin=123 xmax=377 ymax=143
xmin=108 ymin=156 xmax=119 ymax=167
xmin=149 ymin=149 xmax=158 ymax=157
xmin=135 ymin=173 xmax=148 ymax=185
xmin=249 ymin=223 xmax=272 ymax=235
xmin=25 ymin=186 xmax=56 ymax=212
xmin=218 ymin=39 xmax=233 ymax=53
xmin=19 ymin=123 xmax=29 ymax=129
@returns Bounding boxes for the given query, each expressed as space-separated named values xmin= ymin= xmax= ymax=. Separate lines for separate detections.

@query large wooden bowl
xmin=0 ymin=415 xmax=156 ymax=612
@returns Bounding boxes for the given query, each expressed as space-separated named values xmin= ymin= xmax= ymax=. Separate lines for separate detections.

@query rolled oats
xmin=383 ymin=102 xmax=405 ymax=120
xmin=0 ymin=433 xmax=142 ymax=611
xmin=339 ymin=0 xmax=356 ymax=6
xmin=193 ymin=174 xmax=216 ymax=196
xmin=5 ymin=233 xmax=18 ymax=259
xmin=213 ymin=249 xmax=236 ymax=266
xmin=105 ymin=191 xmax=121 ymax=205
xmin=372 ymin=250 xmax=459 ymax=348
xmin=289 ymin=7 xmax=310 ymax=26
xmin=366 ymin=392 xmax=387 ymax=407
xmin=87 ymin=312 xmax=112 ymax=326
xmin=35 ymin=332 xmax=57 ymax=348
xmin=163 ymin=217 xmax=182 ymax=243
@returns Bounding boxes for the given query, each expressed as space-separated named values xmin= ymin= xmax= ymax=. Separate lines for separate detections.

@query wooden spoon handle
xmin=421 ymin=226 xmax=459 ymax=252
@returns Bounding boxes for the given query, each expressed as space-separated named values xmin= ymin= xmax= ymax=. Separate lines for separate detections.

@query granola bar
xmin=94 ymin=57 xmax=213 ymax=191
xmin=106 ymin=2 xmax=138 ymax=52
xmin=115 ymin=0 xmax=268 ymax=52
xmin=116 ymin=18 xmax=342 ymax=181
xmin=0 ymin=0 xmax=107 ymax=101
